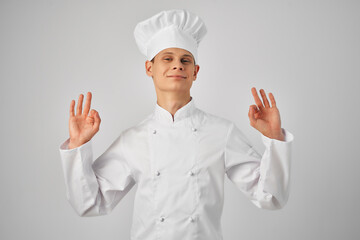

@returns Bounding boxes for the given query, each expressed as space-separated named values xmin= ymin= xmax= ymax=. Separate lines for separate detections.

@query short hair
xmin=150 ymin=56 xmax=196 ymax=65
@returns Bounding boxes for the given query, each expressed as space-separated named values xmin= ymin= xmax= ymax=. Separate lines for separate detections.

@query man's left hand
xmin=248 ymin=87 xmax=285 ymax=141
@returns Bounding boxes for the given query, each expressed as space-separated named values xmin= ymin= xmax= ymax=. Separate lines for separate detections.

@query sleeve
xmin=224 ymin=122 xmax=294 ymax=210
xmin=58 ymin=133 xmax=136 ymax=217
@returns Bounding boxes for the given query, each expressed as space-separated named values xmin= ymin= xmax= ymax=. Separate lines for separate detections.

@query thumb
xmin=93 ymin=111 xmax=101 ymax=132
xmin=86 ymin=109 xmax=96 ymax=124
xmin=248 ymin=105 xmax=257 ymax=126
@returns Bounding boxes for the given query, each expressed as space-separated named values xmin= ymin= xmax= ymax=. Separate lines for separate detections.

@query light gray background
xmin=1 ymin=0 xmax=359 ymax=239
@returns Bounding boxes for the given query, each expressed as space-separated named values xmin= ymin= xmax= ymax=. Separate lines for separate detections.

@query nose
xmin=172 ymin=60 xmax=184 ymax=70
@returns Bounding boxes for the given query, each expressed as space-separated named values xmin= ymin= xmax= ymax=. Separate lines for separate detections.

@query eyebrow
xmin=161 ymin=52 xmax=193 ymax=58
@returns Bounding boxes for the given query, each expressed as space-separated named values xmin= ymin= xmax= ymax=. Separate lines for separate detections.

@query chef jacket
xmin=59 ymin=96 xmax=294 ymax=240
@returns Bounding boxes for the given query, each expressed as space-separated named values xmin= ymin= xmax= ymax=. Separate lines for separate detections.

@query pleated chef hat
xmin=133 ymin=9 xmax=207 ymax=64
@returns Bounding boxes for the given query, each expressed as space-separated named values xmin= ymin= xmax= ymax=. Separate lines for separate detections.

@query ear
xmin=193 ymin=64 xmax=200 ymax=81
xmin=145 ymin=60 xmax=153 ymax=77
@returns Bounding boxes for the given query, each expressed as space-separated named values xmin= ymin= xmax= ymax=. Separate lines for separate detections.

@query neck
xmin=156 ymin=92 xmax=192 ymax=121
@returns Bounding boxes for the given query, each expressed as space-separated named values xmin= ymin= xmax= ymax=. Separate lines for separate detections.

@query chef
xmin=59 ymin=9 xmax=294 ymax=240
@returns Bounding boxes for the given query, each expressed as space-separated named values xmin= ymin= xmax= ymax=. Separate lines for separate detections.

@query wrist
xmin=69 ymin=139 xmax=85 ymax=149
xmin=268 ymin=129 xmax=285 ymax=141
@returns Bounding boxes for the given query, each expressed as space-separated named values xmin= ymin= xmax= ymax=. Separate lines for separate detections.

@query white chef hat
xmin=133 ymin=9 xmax=207 ymax=64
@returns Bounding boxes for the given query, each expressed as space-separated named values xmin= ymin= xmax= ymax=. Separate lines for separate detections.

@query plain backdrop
xmin=1 ymin=0 xmax=359 ymax=239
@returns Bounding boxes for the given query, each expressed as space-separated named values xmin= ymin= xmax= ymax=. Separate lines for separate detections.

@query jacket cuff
xmin=261 ymin=128 xmax=294 ymax=147
xmin=59 ymin=138 xmax=92 ymax=152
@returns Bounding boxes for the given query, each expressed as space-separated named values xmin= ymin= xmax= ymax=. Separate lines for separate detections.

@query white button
xmin=265 ymin=194 xmax=272 ymax=200
xmin=192 ymin=127 xmax=197 ymax=132
xmin=160 ymin=217 xmax=165 ymax=222
xmin=188 ymin=171 xmax=194 ymax=176
xmin=156 ymin=171 xmax=160 ymax=176
xmin=153 ymin=129 xmax=157 ymax=134
xmin=189 ymin=216 xmax=195 ymax=222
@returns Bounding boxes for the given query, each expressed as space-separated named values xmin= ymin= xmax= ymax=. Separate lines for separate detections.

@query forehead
xmin=157 ymin=48 xmax=193 ymax=58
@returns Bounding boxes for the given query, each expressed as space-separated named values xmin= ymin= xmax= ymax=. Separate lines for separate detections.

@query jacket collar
xmin=153 ymin=96 xmax=196 ymax=125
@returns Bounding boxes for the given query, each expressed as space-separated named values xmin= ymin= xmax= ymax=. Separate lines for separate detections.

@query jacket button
xmin=153 ymin=129 xmax=157 ymax=134
xmin=188 ymin=171 xmax=194 ymax=176
xmin=160 ymin=217 xmax=165 ymax=222
xmin=191 ymin=127 xmax=197 ymax=132
xmin=156 ymin=171 xmax=160 ymax=176
xmin=189 ymin=216 xmax=195 ymax=222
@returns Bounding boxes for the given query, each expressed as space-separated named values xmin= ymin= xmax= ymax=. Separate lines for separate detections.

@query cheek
xmin=187 ymin=69 xmax=195 ymax=77
xmin=158 ymin=67 xmax=167 ymax=75
xmin=155 ymin=65 xmax=166 ymax=73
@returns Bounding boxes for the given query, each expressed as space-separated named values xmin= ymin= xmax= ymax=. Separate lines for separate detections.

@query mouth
xmin=167 ymin=75 xmax=186 ymax=79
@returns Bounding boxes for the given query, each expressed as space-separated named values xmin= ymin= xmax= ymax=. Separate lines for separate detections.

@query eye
xmin=164 ymin=58 xmax=171 ymax=61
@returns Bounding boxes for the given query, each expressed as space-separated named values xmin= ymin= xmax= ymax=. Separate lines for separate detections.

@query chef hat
xmin=133 ymin=9 xmax=207 ymax=64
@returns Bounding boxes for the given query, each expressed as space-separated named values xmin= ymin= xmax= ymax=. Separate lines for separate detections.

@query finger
xmin=70 ymin=100 xmax=75 ymax=117
xmin=93 ymin=111 xmax=101 ymax=132
xmin=250 ymin=104 xmax=263 ymax=119
xmin=86 ymin=110 xmax=95 ymax=125
xmin=250 ymin=104 xmax=259 ymax=112
xmin=76 ymin=94 xmax=84 ymax=116
xmin=89 ymin=109 xmax=95 ymax=117
xmin=82 ymin=92 xmax=92 ymax=116
xmin=269 ymin=92 xmax=277 ymax=108
xmin=248 ymin=106 xmax=257 ymax=126
xmin=251 ymin=87 xmax=265 ymax=110
xmin=260 ymin=89 xmax=270 ymax=108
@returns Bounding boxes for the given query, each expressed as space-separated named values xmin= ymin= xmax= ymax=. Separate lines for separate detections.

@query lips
xmin=167 ymin=75 xmax=186 ymax=79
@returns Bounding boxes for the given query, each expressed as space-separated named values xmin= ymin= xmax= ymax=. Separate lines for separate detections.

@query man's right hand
xmin=68 ymin=92 xmax=101 ymax=149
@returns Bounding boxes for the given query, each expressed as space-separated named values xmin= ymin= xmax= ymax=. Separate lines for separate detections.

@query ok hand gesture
xmin=68 ymin=92 xmax=101 ymax=149
xmin=248 ymin=87 xmax=285 ymax=141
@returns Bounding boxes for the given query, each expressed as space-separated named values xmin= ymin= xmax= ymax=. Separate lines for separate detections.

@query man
xmin=59 ymin=9 xmax=294 ymax=240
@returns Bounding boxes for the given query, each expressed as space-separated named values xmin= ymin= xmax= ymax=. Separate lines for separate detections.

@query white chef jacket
xmin=59 ymin=96 xmax=294 ymax=240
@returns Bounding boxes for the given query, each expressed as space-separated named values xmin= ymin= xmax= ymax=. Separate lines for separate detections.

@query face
xmin=145 ymin=47 xmax=200 ymax=95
